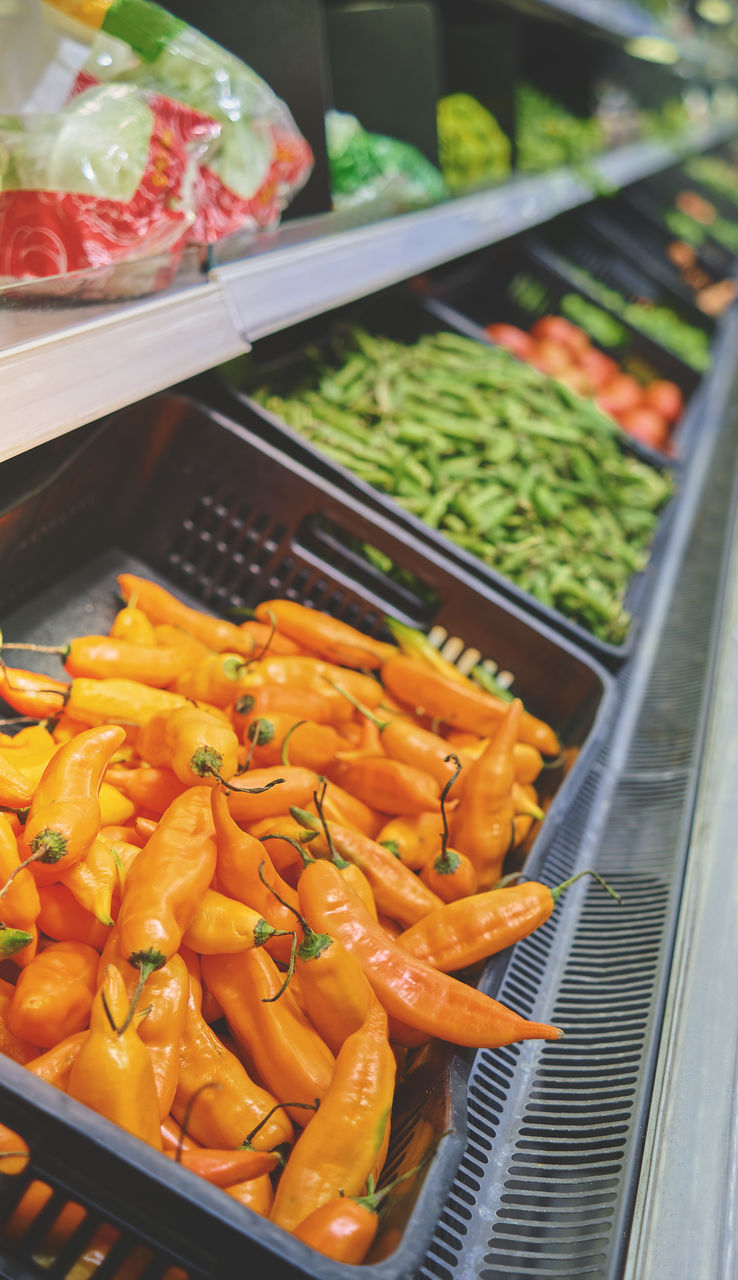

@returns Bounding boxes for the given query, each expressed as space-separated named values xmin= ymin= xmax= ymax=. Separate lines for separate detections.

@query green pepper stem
xmin=242 ymin=1099 xmax=319 ymax=1149
xmin=323 ymin=678 xmax=387 ymax=730
xmin=262 ymin=832 xmax=315 ymax=867
xmin=550 ymin=869 xmax=622 ymax=904
xmin=281 ymin=719 xmax=307 ymax=767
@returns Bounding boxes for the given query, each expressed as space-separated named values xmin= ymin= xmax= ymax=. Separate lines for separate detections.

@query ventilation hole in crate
xmin=295 ymin=512 xmax=440 ymax=625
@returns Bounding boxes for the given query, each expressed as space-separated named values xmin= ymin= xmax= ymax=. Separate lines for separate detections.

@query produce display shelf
xmin=491 ymin=0 xmax=737 ymax=75
xmin=0 ymin=118 xmax=736 ymax=468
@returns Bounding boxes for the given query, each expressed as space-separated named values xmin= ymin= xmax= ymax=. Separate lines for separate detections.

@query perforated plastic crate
xmin=0 ymin=393 xmax=615 ymax=1280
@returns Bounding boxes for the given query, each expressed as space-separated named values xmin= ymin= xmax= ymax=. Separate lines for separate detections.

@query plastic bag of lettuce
xmin=326 ymin=109 xmax=447 ymax=211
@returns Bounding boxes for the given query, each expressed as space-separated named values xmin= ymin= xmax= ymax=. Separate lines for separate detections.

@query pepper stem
xmin=176 ymin=1082 xmax=221 ymax=1161
xmin=281 ymin=719 xmax=307 ymax=767
xmin=253 ymin=609 xmax=278 ymax=664
xmin=242 ymin=1099 xmax=319 ymax=1149
xmin=323 ymin=679 xmax=387 ymax=730
xmin=117 ymin=952 xmax=166 ymax=1036
xmin=208 ymin=768 xmax=286 ymax=796
xmin=0 ymin=837 xmax=65 ymax=902
xmin=0 ymin=642 xmax=68 ymax=657
xmin=256 ymin=860 xmax=332 ymax=963
xmin=550 ymin=869 xmax=622 ymax=904
xmin=436 ymin=754 xmax=463 ymax=871
xmin=262 ymin=832 xmax=316 ymax=867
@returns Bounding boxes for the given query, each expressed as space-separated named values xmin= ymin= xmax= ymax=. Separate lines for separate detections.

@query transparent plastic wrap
xmin=0 ymin=82 xmax=216 ymax=289
xmin=56 ymin=0 xmax=315 ymax=243
xmin=326 ymin=110 xmax=447 ymax=212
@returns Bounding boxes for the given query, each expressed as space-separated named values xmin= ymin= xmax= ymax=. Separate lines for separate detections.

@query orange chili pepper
xmin=381 ymin=654 xmax=560 ymax=755
xmin=11 ymin=723 xmax=125 ymax=889
xmin=67 ymin=964 xmax=162 ymax=1149
xmin=99 ymin=931 xmax=190 ymax=1119
xmin=171 ymin=651 xmax=250 ymax=707
xmin=224 ymin=1174 xmax=274 ymax=1217
xmin=298 ymin=859 xmax=563 ymax=1048
xmin=104 ymin=764 xmax=186 ymax=817
xmin=287 ymin=899 xmax=375 ymax=1057
xmin=418 ymin=756 xmax=478 ymax=902
xmin=172 ymin=980 xmax=293 ymax=1151
xmin=223 ymin=765 xmax=316 ymax=826
xmin=182 ymin=887 xmax=289 ymax=955
xmin=294 ymin=807 xmax=442 ymax=929
xmin=0 ymin=753 xmax=34 ymax=810
xmin=1 ymin=1179 xmax=87 ymax=1251
xmin=202 ymin=948 xmax=335 ymax=1124
xmin=0 ymin=1120 xmax=30 ymax=1176
xmin=211 ymin=787 xmax=301 ymax=965
xmin=231 ymin=685 xmax=355 ymax=731
xmin=36 ymin=883 xmax=111 ymax=950
xmin=254 ymin=600 xmax=395 ymax=669
xmin=116 ymin=786 xmax=217 ymax=1003
xmin=243 ymin=713 xmax=349 ymax=774
xmin=65 ymin=678 xmax=188 ymax=729
xmin=7 ymin=940 xmax=98 ymax=1048
xmin=25 ymin=1029 xmax=87 ymax=1089
xmin=164 ymin=1145 xmax=279 ymax=1187
xmin=0 ymin=724 xmax=59 ymax=791
xmin=118 ymin=573 xmax=259 ymax=657
xmin=238 ymin=619 xmax=303 ymax=656
xmin=61 ymin=636 xmax=202 ymax=687
xmin=398 ymin=871 xmax=620 ymax=972
xmin=59 ymin=834 xmax=118 ymax=925
xmin=138 ymin=704 xmax=239 ymax=789
xmin=327 ymin=755 xmax=440 ymax=816
xmin=451 ymin=700 xmax=522 ymax=891
xmin=375 ymin=811 xmax=442 ymax=871
xmin=328 ymin=685 xmax=467 ymax=798
xmin=99 ymin=823 xmax=144 ymax=847
xmin=292 ymin=1197 xmax=380 ymax=1264
xmin=110 ymin=601 xmax=157 ymax=645
xmin=0 ymin=664 xmax=70 ymax=719
xmin=0 ymin=975 xmax=38 ymax=1062
xmin=270 ymin=1000 xmax=395 ymax=1232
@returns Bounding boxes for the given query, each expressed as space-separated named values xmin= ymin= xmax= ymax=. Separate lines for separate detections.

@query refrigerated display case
xmin=1 ymin=4 xmax=738 ymax=1280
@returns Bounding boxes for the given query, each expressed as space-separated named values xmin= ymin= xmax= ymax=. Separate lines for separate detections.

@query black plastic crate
xmin=0 ymin=393 xmax=615 ymax=1280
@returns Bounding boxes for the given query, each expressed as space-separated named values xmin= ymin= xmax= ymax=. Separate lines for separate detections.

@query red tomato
xmin=484 ymin=323 xmax=536 ymax=362
xmin=530 ymin=316 xmax=589 ymax=358
xmin=531 ymin=339 xmax=574 ymax=377
xmin=557 ymin=367 xmax=596 ymax=398
xmin=642 ymin=380 xmax=684 ymax=425
xmin=577 ymin=347 xmax=620 ymax=392
xmin=619 ymin=407 xmax=670 ymax=450
xmin=597 ymin=375 xmax=643 ymax=419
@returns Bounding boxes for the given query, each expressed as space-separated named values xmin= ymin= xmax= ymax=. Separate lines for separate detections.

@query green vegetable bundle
xmin=436 ymin=94 xmax=511 ymax=192
xmin=515 ymin=84 xmax=605 ymax=174
xmin=244 ymin=327 xmax=674 ymax=645
xmin=562 ymin=264 xmax=711 ymax=373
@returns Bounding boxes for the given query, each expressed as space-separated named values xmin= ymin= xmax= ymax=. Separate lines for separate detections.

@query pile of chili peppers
xmin=0 ymin=576 xmax=612 ymax=1273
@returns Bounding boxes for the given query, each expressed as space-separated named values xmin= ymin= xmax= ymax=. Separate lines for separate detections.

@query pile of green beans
xmin=250 ymin=327 xmax=674 ymax=645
